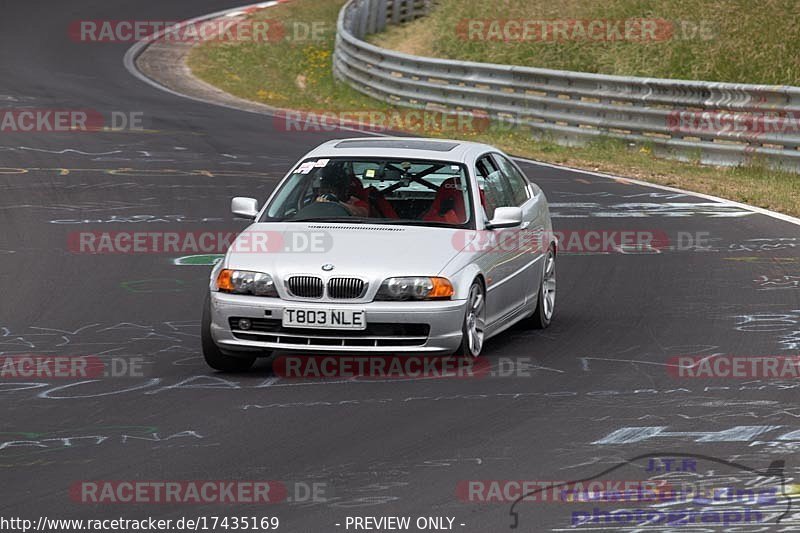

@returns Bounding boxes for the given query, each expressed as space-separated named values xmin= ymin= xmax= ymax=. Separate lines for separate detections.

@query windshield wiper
xmin=368 ymin=219 xmax=461 ymax=228
xmin=285 ymin=217 xmax=376 ymax=223
xmin=391 ymin=220 xmax=459 ymax=228
xmin=283 ymin=217 xmax=460 ymax=228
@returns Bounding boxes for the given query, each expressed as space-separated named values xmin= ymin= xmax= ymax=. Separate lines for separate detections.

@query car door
xmin=475 ymin=154 xmax=527 ymax=327
xmin=491 ymin=153 xmax=547 ymax=305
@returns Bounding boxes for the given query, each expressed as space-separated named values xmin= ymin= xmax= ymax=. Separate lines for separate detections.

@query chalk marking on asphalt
xmin=592 ymin=425 xmax=785 ymax=445
xmin=515 ymin=156 xmax=800 ymax=227
xmin=9 ymin=375 xmax=800 ymax=400
xmin=0 ymin=167 xmax=278 ymax=179
xmin=16 ymin=147 xmax=123 ymax=156
xmin=255 ymin=377 xmax=281 ymax=388
xmin=579 ymin=353 xmax=722 ymax=369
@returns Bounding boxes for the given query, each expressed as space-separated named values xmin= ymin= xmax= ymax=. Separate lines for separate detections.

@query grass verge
xmin=188 ymin=0 xmax=800 ymax=218
xmin=371 ymin=0 xmax=800 ymax=85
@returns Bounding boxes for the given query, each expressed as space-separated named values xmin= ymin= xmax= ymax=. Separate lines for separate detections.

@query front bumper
xmin=209 ymin=291 xmax=466 ymax=354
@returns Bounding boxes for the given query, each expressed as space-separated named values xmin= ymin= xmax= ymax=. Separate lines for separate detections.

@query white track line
xmin=123 ymin=3 xmax=800 ymax=228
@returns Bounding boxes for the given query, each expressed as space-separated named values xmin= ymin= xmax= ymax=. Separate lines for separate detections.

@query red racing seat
xmin=422 ymin=178 xmax=467 ymax=224
xmin=351 ymin=177 xmax=399 ymax=219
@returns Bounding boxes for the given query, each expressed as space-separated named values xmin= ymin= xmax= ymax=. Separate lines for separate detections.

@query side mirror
xmin=487 ymin=206 xmax=523 ymax=230
xmin=231 ymin=197 xmax=259 ymax=220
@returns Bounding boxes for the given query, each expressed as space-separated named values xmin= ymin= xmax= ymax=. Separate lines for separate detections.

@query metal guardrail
xmin=333 ymin=0 xmax=800 ymax=171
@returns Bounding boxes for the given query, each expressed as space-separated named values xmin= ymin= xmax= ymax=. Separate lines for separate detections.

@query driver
xmin=316 ymin=167 xmax=369 ymax=217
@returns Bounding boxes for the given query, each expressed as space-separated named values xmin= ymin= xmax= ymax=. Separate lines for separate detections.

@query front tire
xmin=202 ymin=294 xmax=256 ymax=372
xmin=455 ymin=279 xmax=486 ymax=357
xmin=529 ymin=246 xmax=556 ymax=329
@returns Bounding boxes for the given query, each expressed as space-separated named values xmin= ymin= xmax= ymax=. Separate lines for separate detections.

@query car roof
xmin=300 ymin=137 xmax=500 ymax=163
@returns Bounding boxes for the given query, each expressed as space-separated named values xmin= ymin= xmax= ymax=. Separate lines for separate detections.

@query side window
xmin=476 ymin=155 xmax=513 ymax=219
xmin=493 ymin=154 xmax=530 ymax=206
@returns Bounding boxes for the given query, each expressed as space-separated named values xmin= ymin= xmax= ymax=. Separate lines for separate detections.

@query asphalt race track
xmin=2 ymin=1 xmax=800 ymax=532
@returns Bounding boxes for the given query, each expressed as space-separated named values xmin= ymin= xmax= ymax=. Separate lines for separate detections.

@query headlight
xmin=216 ymin=269 xmax=278 ymax=297
xmin=375 ymin=277 xmax=454 ymax=301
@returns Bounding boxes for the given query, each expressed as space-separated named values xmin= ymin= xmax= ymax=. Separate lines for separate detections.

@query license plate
xmin=282 ymin=308 xmax=366 ymax=330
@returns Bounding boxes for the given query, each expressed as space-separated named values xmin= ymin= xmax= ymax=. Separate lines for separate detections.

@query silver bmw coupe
xmin=202 ymin=137 xmax=556 ymax=371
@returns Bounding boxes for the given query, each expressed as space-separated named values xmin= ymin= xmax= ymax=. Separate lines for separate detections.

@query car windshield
xmin=262 ymin=158 xmax=473 ymax=227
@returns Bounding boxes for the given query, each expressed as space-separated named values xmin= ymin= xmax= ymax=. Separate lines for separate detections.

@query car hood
xmin=225 ymin=222 xmax=467 ymax=279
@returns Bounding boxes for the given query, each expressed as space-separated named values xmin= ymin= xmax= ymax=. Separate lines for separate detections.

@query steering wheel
xmin=319 ymin=192 xmax=339 ymax=202
xmin=293 ymin=200 xmax=351 ymax=218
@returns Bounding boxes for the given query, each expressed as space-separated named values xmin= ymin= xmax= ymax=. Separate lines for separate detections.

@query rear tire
xmin=454 ymin=279 xmax=486 ymax=357
xmin=529 ymin=246 xmax=556 ymax=329
xmin=202 ymin=294 xmax=256 ymax=372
